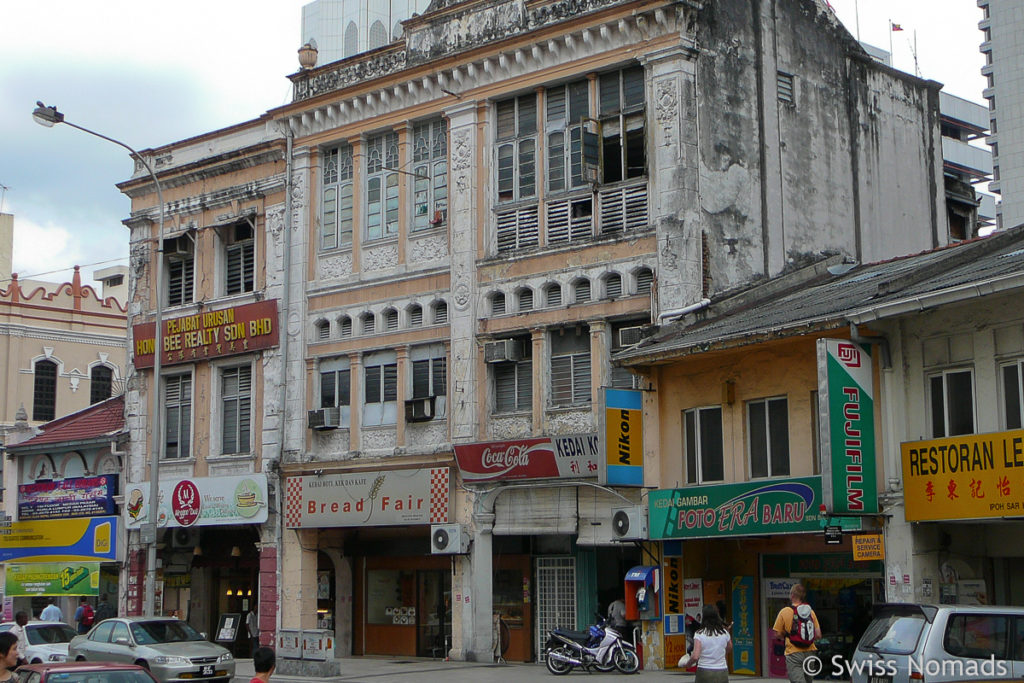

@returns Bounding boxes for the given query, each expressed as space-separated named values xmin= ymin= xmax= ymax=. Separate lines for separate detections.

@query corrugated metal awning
xmin=493 ymin=487 xmax=577 ymax=535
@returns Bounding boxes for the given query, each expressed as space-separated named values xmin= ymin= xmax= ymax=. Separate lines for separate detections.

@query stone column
xmin=281 ymin=528 xmax=319 ymax=630
xmin=396 ymin=345 xmax=409 ymax=447
xmin=464 ymin=509 xmax=494 ymax=661
xmin=588 ymin=320 xmax=610 ymax=422
xmin=349 ymin=136 xmax=364 ymax=274
xmin=531 ymin=327 xmax=546 ymax=433
xmin=349 ymin=352 xmax=363 ymax=450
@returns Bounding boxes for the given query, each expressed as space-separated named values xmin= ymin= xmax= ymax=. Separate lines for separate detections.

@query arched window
xmin=544 ymin=283 xmax=562 ymax=307
xmin=636 ymin=267 xmax=653 ymax=295
xmin=368 ymin=20 xmax=387 ymax=49
xmin=491 ymin=292 xmax=506 ymax=316
xmin=361 ymin=313 xmax=376 ymax=335
xmin=90 ymin=365 xmax=113 ymax=404
xmin=33 ymin=359 xmax=58 ymax=422
xmin=433 ymin=300 xmax=448 ymax=324
xmin=604 ymin=273 xmax=623 ymax=298
xmin=344 ymin=21 xmax=358 ymax=57
xmin=408 ymin=304 xmax=423 ymax=327
xmin=384 ymin=308 xmax=399 ymax=331
xmin=316 ymin=320 xmax=330 ymax=340
xmin=339 ymin=315 xmax=353 ymax=337
xmin=518 ymin=288 xmax=533 ymax=312
xmin=574 ymin=279 xmax=591 ymax=303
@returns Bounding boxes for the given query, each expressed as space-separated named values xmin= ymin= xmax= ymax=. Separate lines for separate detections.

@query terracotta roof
xmin=8 ymin=395 xmax=125 ymax=451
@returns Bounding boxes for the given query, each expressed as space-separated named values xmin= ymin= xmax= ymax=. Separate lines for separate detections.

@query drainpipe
xmin=848 ymin=322 xmax=891 ymax=370
xmin=656 ymin=298 xmax=710 ymax=324
xmin=273 ymin=125 xmax=294 ymax=646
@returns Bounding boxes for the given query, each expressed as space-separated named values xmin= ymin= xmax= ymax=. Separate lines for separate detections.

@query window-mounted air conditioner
xmin=405 ymin=396 xmax=436 ymax=423
xmin=308 ymin=407 xmax=341 ymax=430
xmin=618 ymin=326 xmax=645 ymax=347
xmin=484 ymin=340 xmax=523 ymax=363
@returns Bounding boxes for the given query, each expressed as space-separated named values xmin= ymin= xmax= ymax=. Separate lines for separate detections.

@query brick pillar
xmin=125 ymin=548 xmax=146 ymax=616
xmin=258 ymin=545 xmax=278 ymax=647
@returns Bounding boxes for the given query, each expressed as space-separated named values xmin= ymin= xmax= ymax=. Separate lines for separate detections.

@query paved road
xmin=233 ymin=657 xmax=782 ymax=683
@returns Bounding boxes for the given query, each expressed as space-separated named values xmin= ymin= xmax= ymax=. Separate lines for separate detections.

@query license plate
xmin=200 ymin=665 xmax=214 ymax=677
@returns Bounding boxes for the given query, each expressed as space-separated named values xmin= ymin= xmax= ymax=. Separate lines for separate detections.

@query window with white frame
xmin=546 ymin=79 xmax=590 ymax=194
xmin=494 ymin=336 xmax=532 ymax=414
xmin=165 ymin=235 xmax=194 ymax=307
xmin=33 ymin=359 xmax=58 ymax=422
xmin=550 ymin=327 xmax=591 ymax=407
xmin=685 ymin=406 xmax=723 ymax=484
xmin=224 ymin=223 xmax=254 ymax=295
xmin=599 ymin=67 xmax=646 ymax=184
xmin=321 ymin=143 xmax=354 ymax=250
xmin=164 ymin=373 xmax=192 ymax=459
xmin=411 ymin=345 xmax=447 ymax=417
xmin=412 ymin=119 xmax=448 ymax=232
xmin=363 ymin=351 xmax=398 ymax=426
xmin=365 ymin=132 xmax=400 ymax=241
xmin=319 ymin=357 xmax=351 ymax=427
xmin=748 ymin=397 xmax=790 ymax=478
xmin=496 ymin=94 xmax=537 ymax=204
xmin=1001 ymin=359 xmax=1024 ymax=430
xmin=221 ymin=365 xmax=252 ymax=455
xmin=90 ymin=365 xmax=114 ymax=404
xmin=928 ymin=369 xmax=975 ymax=438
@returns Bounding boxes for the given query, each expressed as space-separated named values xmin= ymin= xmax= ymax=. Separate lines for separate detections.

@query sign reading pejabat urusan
xmin=817 ymin=339 xmax=878 ymax=515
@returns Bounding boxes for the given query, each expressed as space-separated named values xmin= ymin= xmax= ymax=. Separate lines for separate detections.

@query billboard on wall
xmin=902 ymin=429 xmax=1024 ymax=521
xmin=18 ymin=475 xmax=118 ymax=520
xmin=5 ymin=562 xmax=101 ymax=596
xmin=817 ymin=339 xmax=878 ymax=514
xmin=123 ymin=474 xmax=268 ymax=530
xmin=132 ymin=300 xmax=279 ymax=368
xmin=284 ymin=467 xmax=450 ymax=528
xmin=0 ymin=517 xmax=117 ymax=563
xmin=453 ymin=434 xmax=598 ymax=482
xmin=600 ymin=389 xmax=644 ymax=486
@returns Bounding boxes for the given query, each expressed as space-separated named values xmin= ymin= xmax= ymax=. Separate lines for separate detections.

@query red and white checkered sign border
xmin=429 ymin=467 xmax=449 ymax=523
xmin=285 ymin=477 xmax=304 ymax=528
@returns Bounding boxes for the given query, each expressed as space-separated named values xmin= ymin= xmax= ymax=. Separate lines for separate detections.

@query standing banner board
xmin=600 ymin=388 xmax=644 ymax=486
xmin=817 ymin=339 xmax=878 ymax=514
xmin=5 ymin=562 xmax=101 ymax=596
xmin=731 ymin=576 xmax=756 ymax=675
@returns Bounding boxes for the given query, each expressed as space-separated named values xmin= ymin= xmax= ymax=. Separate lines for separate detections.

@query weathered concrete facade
xmin=118 ymin=0 xmax=954 ymax=670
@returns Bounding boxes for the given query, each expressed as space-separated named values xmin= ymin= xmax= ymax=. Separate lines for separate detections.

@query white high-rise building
xmin=301 ymin=0 xmax=430 ymax=66
xmin=979 ymin=0 xmax=1024 ymax=230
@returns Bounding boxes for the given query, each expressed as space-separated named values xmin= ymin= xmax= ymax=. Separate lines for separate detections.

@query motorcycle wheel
xmin=593 ymin=657 xmax=616 ymax=673
xmin=613 ymin=647 xmax=639 ymax=674
xmin=545 ymin=647 xmax=573 ymax=675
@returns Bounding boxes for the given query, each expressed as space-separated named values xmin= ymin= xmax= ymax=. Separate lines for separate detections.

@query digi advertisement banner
xmin=0 ymin=517 xmax=117 ymax=563
xmin=817 ymin=339 xmax=878 ymax=514
xmin=902 ymin=429 xmax=1024 ymax=521
xmin=5 ymin=562 xmax=100 ymax=596
xmin=601 ymin=388 xmax=644 ymax=486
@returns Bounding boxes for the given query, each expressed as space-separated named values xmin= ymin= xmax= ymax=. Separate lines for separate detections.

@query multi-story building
xmin=979 ymin=0 xmax=1024 ymax=230
xmin=301 ymin=0 xmax=430 ymax=65
xmin=119 ymin=0 xmax=955 ymax=670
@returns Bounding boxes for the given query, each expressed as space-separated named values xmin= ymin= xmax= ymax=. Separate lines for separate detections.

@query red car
xmin=16 ymin=662 xmax=160 ymax=683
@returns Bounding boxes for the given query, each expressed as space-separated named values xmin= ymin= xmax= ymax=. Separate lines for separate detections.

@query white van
xmin=849 ymin=604 xmax=1024 ymax=683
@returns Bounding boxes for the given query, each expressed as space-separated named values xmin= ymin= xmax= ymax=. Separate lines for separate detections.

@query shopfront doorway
xmin=416 ymin=570 xmax=451 ymax=658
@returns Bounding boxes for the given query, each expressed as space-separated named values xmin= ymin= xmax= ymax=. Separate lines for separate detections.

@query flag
xmin=891 ymin=23 xmax=904 ymax=31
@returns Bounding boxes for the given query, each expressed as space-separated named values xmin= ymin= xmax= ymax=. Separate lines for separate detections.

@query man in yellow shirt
xmin=772 ymin=583 xmax=822 ymax=683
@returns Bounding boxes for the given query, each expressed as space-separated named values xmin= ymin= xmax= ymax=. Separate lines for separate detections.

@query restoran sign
xmin=901 ymin=429 xmax=1024 ymax=521
xmin=132 ymin=299 xmax=279 ymax=368
xmin=454 ymin=434 xmax=598 ymax=482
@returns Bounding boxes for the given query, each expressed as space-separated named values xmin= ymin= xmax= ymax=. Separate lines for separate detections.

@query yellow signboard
xmin=902 ymin=429 xmax=1024 ymax=521
xmin=852 ymin=533 xmax=885 ymax=561
xmin=604 ymin=389 xmax=644 ymax=486
xmin=663 ymin=556 xmax=683 ymax=615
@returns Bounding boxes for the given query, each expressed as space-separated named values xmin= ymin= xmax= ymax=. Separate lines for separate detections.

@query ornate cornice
xmin=123 ymin=174 xmax=287 ymax=229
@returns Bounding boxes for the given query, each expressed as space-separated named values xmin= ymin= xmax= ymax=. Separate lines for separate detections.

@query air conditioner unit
xmin=618 ymin=326 xmax=645 ymax=347
xmin=308 ymin=407 xmax=341 ymax=430
xmin=610 ymin=505 xmax=648 ymax=541
xmin=166 ymin=236 xmax=192 ymax=257
xmin=484 ymin=340 xmax=523 ymax=363
xmin=405 ymin=396 xmax=436 ymax=423
xmin=431 ymin=524 xmax=469 ymax=554
xmin=171 ymin=527 xmax=199 ymax=549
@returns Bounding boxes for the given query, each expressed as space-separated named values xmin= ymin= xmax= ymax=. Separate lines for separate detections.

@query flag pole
xmin=854 ymin=0 xmax=861 ymax=41
xmin=888 ymin=20 xmax=894 ymax=65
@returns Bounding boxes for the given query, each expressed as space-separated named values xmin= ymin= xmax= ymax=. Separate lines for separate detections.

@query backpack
xmin=81 ymin=604 xmax=95 ymax=627
xmin=788 ymin=604 xmax=816 ymax=647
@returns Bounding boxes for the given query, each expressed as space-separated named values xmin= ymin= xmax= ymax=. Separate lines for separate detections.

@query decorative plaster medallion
xmin=452 ymin=131 xmax=472 ymax=173
xmin=655 ymin=78 xmax=678 ymax=145
xmin=452 ymin=275 xmax=471 ymax=310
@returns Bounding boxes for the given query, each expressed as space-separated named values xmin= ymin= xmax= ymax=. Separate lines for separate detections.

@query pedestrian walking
xmin=40 ymin=599 xmax=62 ymax=623
xmin=680 ymin=604 xmax=732 ymax=683
xmin=772 ymin=583 xmax=822 ymax=683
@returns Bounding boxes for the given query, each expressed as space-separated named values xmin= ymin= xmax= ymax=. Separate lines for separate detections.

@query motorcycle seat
xmin=552 ymin=627 xmax=594 ymax=643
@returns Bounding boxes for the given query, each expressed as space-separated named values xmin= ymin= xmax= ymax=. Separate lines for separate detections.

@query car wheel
xmin=76 ymin=656 xmax=86 ymax=662
xmin=30 ymin=659 xmax=41 ymax=665
xmin=135 ymin=660 xmax=150 ymax=671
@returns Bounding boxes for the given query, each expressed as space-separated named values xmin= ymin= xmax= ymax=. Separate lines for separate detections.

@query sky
xmin=0 ymin=0 xmax=988 ymax=290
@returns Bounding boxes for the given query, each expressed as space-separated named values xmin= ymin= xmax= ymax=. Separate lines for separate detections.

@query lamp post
xmin=33 ymin=102 xmax=164 ymax=617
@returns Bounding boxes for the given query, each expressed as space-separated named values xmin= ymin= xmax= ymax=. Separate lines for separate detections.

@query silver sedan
xmin=67 ymin=617 xmax=234 ymax=683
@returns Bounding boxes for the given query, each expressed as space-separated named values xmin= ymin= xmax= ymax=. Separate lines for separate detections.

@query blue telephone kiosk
xmin=624 ymin=566 xmax=660 ymax=621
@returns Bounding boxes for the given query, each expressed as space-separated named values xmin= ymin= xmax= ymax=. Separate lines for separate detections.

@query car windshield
xmin=43 ymin=671 xmax=155 ymax=683
xmin=859 ymin=613 xmax=927 ymax=655
xmin=28 ymin=625 xmax=78 ymax=645
xmin=129 ymin=621 xmax=204 ymax=645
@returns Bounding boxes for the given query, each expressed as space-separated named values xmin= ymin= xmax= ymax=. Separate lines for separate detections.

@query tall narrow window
xmin=604 ymin=273 xmax=622 ymax=298
xmin=165 ymin=373 xmax=192 ymax=459
xmin=221 ymin=365 xmax=252 ymax=455
xmin=599 ymin=67 xmax=646 ymax=184
xmin=1002 ymin=360 xmax=1024 ymax=430
xmin=361 ymin=313 xmax=376 ymax=335
xmin=495 ymin=94 xmax=537 ymax=203
xmin=165 ymin=235 xmax=194 ymax=307
xmin=684 ymin=406 xmax=724 ymax=484
xmin=574 ymin=279 xmax=591 ymax=303
xmin=412 ymin=119 xmax=448 ymax=231
xmin=929 ymin=369 xmax=975 ymax=437
xmin=550 ymin=328 xmax=591 ymax=407
xmin=90 ymin=365 xmax=113 ymax=404
xmin=411 ymin=346 xmax=448 ymax=418
xmin=321 ymin=143 xmax=354 ymax=250
xmin=546 ymin=79 xmax=590 ymax=193
xmin=225 ymin=223 xmax=255 ymax=295
xmin=320 ymin=359 xmax=351 ymax=427
xmin=33 ymin=359 xmax=57 ymax=422
xmin=494 ymin=337 xmax=532 ymax=414
xmin=366 ymin=132 xmax=400 ymax=240
xmin=364 ymin=352 xmax=398 ymax=426
xmin=748 ymin=397 xmax=790 ymax=478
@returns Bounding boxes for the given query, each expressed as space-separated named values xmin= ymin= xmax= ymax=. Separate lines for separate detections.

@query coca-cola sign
xmin=454 ymin=434 xmax=599 ymax=482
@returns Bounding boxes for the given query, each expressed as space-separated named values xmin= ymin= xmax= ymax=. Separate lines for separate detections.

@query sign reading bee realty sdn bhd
xmin=133 ymin=299 xmax=279 ymax=368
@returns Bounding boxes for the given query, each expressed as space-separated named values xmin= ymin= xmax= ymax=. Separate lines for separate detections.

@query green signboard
xmin=817 ymin=339 xmax=878 ymax=514
xmin=649 ymin=476 xmax=829 ymax=540
xmin=5 ymin=562 xmax=100 ymax=596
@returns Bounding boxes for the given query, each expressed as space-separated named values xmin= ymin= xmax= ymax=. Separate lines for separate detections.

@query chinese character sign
xmin=817 ymin=339 xmax=878 ymax=514
xmin=901 ymin=429 xmax=1024 ymax=521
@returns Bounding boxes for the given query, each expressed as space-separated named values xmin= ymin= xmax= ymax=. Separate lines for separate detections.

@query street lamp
xmin=33 ymin=101 xmax=165 ymax=617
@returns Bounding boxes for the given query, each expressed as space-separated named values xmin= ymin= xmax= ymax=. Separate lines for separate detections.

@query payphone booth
xmin=624 ymin=566 xmax=661 ymax=621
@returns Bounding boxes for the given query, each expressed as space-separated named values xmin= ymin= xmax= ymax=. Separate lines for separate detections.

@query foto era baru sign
xmin=901 ymin=429 xmax=1024 ymax=521
xmin=817 ymin=339 xmax=878 ymax=514
xmin=453 ymin=434 xmax=598 ymax=482
xmin=123 ymin=474 xmax=268 ymax=529
xmin=132 ymin=300 xmax=279 ymax=368
xmin=648 ymin=477 xmax=824 ymax=540
xmin=284 ymin=467 xmax=450 ymax=528
xmin=601 ymin=389 xmax=644 ymax=487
